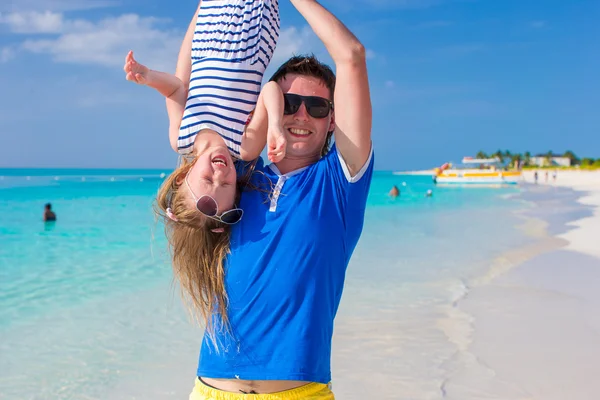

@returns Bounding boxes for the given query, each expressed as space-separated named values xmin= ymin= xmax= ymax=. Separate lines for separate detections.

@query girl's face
xmin=185 ymin=137 xmax=237 ymax=213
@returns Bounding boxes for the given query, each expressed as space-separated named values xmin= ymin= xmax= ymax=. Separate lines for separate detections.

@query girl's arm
xmin=241 ymin=81 xmax=286 ymax=162
xmin=167 ymin=1 xmax=202 ymax=152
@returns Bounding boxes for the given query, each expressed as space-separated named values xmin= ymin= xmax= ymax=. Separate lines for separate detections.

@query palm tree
xmin=524 ymin=151 xmax=531 ymax=166
xmin=511 ymin=153 xmax=522 ymax=169
xmin=581 ymin=158 xmax=595 ymax=167
xmin=476 ymin=151 xmax=488 ymax=159
xmin=492 ymin=150 xmax=504 ymax=163
xmin=545 ymin=150 xmax=554 ymax=167
xmin=563 ymin=150 xmax=579 ymax=166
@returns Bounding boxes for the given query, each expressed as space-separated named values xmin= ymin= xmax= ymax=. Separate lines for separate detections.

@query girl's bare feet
xmin=123 ymin=50 xmax=149 ymax=85
xmin=267 ymin=125 xmax=287 ymax=163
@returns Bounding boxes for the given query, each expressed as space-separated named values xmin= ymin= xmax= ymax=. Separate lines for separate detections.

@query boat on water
xmin=433 ymin=157 xmax=522 ymax=184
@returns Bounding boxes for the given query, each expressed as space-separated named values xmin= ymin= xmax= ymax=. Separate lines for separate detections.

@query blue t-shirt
xmin=197 ymin=145 xmax=374 ymax=383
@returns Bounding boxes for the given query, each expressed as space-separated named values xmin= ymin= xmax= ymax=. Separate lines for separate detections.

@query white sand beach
xmin=443 ymin=170 xmax=600 ymax=400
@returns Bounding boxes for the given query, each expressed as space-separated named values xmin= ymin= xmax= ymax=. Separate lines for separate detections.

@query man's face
xmin=277 ymin=74 xmax=335 ymax=160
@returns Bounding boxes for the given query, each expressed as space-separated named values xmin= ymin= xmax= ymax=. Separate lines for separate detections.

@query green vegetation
xmin=475 ymin=150 xmax=600 ymax=170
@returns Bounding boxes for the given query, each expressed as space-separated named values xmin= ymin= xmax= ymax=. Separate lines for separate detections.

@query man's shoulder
xmin=320 ymin=144 xmax=374 ymax=183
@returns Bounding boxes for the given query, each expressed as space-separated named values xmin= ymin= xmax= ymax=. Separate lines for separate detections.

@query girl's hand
xmin=267 ymin=125 xmax=287 ymax=163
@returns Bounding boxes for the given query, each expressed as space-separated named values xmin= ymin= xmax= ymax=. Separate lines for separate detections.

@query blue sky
xmin=0 ymin=0 xmax=598 ymax=170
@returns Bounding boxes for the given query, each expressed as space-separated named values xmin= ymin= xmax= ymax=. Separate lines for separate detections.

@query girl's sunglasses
xmin=184 ymin=175 xmax=243 ymax=224
xmin=283 ymin=93 xmax=333 ymax=119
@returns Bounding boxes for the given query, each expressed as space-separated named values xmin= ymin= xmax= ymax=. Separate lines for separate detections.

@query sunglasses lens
xmin=196 ymin=196 xmax=218 ymax=217
xmin=283 ymin=94 xmax=301 ymax=115
xmin=307 ymin=105 xmax=330 ymax=118
xmin=220 ymin=209 xmax=243 ymax=224
xmin=305 ymin=97 xmax=330 ymax=118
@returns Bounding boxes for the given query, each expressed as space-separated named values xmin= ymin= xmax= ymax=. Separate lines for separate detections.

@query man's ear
xmin=328 ymin=110 xmax=336 ymax=133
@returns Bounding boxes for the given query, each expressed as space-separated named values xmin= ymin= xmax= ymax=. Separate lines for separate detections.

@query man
xmin=43 ymin=203 xmax=56 ymax=222
xmin=389 ymin=185 xmax=400 ymax=198
xmin=191 ymin=1 xmax=373 ymax=398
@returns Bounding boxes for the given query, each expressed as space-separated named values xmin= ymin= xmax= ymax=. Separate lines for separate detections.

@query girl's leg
xmin=167 ymin=1 xmax=203 ymax=151
xmin=174 ymin=1 xmax=202 ymax=87
xmin=241 ymin=81 xmax=286 ymax=162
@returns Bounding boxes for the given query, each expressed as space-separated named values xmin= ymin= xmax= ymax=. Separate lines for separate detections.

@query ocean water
xmin=0 ymin=168 xmax=530 ymax=399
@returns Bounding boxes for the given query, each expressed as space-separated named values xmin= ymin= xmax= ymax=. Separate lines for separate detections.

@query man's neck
xmin=274 ymin=154 xmax=321 ymax=175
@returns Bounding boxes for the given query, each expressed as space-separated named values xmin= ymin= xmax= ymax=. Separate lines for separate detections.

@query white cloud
xmin=369 ymin=0 xmax=442 ymax=8
xmin=271 ymin=26 xmax=322 ymax=65
xmin=17 ymin=13 xmax=181 ymax=72
xmin=4 ymin=10 xmax=326 ymax=74
xmin=433 ymin=43 xmax=485 ymax=57
xmin=328 ymin=0 xmax=443 ymax=10
xmin=439 ymin=100 xmax=501 ymax=117
xmin=413 ymin=20 xmax=453 ymax=29
xmin=1 ymin=47 xmax=15 ymax=63
xmin=530 ymin=20 xmax=547 ymax=29
xmin=0 ymin=11 xmax=64 ymax=33
xmin=0 ymin=0 xmax=116 ymax=12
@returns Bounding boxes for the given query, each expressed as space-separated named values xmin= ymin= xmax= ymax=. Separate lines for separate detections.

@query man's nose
xmin=293 ymin=103 xmax=310 ymax=121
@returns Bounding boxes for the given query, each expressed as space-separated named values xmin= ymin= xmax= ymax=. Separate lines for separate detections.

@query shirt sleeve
xmin=324 ymin=144 xmax=375 ymax=228
xmin=236 ymin=157 xmax=265 ymax=181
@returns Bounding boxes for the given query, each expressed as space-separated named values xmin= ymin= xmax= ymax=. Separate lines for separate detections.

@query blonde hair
xmin=155 ymin=158 xmax=233 ymax=340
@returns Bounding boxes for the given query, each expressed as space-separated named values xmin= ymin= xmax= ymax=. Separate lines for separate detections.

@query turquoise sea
xmin=0 ymin=168 xmax=531 ymax=399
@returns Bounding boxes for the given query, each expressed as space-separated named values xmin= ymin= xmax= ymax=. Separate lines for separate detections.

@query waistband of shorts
xmin=192 ymin=377 xmax=330 ymax=399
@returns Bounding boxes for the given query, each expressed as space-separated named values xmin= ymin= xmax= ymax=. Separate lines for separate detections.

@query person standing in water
xmin=43 ymin=203 xmax=56 ymax=222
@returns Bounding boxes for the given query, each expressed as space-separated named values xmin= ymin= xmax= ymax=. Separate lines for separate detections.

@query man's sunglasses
xmin=283 ymin=93 xmax=333 ymax=119
xmin=184 ymin=174 xmax=243 ymax=225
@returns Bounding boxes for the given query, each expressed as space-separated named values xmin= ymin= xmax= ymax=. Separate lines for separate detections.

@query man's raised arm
xmin=291 ymin=0 xmax=372 ymax=176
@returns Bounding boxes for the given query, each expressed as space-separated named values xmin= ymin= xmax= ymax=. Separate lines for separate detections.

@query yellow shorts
xmin=189 ymin=378 xmax=334 ymax=400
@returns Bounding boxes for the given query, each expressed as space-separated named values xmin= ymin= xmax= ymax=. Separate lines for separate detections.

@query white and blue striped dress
xmin=177 ymin=0 xmax=280 ymax=158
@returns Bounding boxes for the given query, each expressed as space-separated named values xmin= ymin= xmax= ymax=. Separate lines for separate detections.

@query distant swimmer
xmin=426 ymin=189 xmax=433 ymax=198
xmin=389 ymin=185 xmax=400 ymax=199
xmin=43 ymin=203 xmax=57 ymax=222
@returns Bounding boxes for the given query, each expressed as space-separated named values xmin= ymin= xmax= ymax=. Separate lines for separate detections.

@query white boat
xmin=433 ymin=157 xmax=521 ymax=184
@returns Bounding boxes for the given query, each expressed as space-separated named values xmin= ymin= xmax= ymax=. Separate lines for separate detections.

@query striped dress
xmin=177 ymin=0 xmax=280 ymax=158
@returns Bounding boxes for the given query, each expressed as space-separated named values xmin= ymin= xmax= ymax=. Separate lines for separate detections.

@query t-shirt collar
xmin=267 ymin=163 xmax=309 ymax=178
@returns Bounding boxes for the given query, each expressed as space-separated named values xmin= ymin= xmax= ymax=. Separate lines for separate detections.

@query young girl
xmin=125 ymin=0 xmax=283 ymax=219
xmin=124 ymin=0 xmax=281 ymax=332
